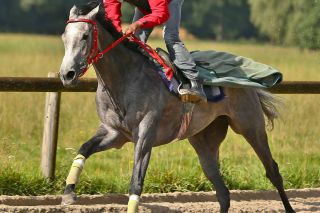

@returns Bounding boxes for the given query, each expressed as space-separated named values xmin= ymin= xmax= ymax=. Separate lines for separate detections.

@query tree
xmin=0 ymin=0 xmax=87 ymax=34
xmin=249 ymin=0 xmax=293 ymax=44
xmin=249 ymin=0 xmax=320 ymax=49
xmin=289 ymin=0 xmax=320 ymax=49
xmin=182 ymin=0 xmax=257 ymax=40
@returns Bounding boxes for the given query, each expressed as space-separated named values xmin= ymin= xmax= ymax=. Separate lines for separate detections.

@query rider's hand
xmin=125 ymin=21 xmax=142 ymax=35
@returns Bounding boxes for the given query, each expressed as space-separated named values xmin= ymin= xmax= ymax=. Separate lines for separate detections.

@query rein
xmin=66 ymin=18 xmax=173 ymax=79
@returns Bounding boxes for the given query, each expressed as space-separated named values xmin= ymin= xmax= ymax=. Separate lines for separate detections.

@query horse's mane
xmin=74 ymin=1 xmax=140 ymax=52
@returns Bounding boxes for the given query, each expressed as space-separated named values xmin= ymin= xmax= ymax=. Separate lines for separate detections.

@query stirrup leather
xmin=155 ymin=48 xmax=178 ymax=75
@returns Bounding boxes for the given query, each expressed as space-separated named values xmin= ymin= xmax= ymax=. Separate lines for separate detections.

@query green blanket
xmin=191 ymin=50 xmax=282 ymax=88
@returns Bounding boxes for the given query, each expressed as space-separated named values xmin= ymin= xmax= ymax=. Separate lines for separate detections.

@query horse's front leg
xmin=61 ymin=124 xmax=127 ymax=205
xmin=127 ymin=114 xmax=158 ymax=213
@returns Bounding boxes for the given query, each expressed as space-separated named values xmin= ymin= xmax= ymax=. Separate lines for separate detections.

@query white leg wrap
xmin=66 ymin=154 xmax=86 ymax=185
xmin=127 ymin=194 xmax=140 ymax=213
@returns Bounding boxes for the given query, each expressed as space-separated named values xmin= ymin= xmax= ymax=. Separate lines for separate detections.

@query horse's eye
xmin=82 ymin=34 xmax=89 ymax=40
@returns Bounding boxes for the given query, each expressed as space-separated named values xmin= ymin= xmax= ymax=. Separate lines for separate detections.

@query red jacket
xmin=103 ymin=0 xmax=170 ymax=32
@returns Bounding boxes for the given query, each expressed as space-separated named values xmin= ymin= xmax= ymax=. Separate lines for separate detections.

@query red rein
xmin=66 ymin=18 xmax=173 ymax=80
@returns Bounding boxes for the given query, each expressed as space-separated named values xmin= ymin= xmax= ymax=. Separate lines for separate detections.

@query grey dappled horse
xmin=59 ymin=2 xmax=294 ymax=213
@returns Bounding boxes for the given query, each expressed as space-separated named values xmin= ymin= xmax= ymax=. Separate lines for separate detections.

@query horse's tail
xmin=256 ymin=89 xmax=282 ymax=130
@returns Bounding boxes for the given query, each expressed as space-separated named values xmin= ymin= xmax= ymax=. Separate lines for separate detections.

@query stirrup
xmin=178 ymin=84 xmax=207 ymax=103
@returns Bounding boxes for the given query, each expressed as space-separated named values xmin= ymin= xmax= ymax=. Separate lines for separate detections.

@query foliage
xmin=0 ymin=0 xmax=87 ymax=34
xmin=0 ymin=0 xmax=319 ymax=49
xmin=181 ymin=0 xmax=257 ymax=40
xmin=0 ymin=0 xmax=255 ymax=40
xmin=249 ymin=0 xmax=320 ymax=49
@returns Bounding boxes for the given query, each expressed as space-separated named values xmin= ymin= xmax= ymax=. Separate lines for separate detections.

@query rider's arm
xmin=103 ymin=0 xmax=122 ymax=32
xmin=136 ymin=0 xmax=170 ymax=28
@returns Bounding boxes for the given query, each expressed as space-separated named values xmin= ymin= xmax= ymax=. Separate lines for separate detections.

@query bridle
xmin=66 ymin=18 xmax=133 ymax=77
xmin=66 ymin=18 xmax=173 ymax=79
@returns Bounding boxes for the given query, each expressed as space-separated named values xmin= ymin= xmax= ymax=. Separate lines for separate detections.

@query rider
xmin=103 ymin=0 xmax=206 ymax=102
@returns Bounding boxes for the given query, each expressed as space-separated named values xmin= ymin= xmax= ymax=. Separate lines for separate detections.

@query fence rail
xmin=0 ymin=77 xmax=97 ymax=92
xmin=1 ymin=77 xmax=320 ymax=94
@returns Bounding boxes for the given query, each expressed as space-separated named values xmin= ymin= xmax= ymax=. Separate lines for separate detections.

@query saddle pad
xmin=191 ymin=50 xmax=282 ymax=88
xmin=154 ymin=49 xmax=283 ymax=102
xmin=156 ymin=63 xmax=225 ymax=102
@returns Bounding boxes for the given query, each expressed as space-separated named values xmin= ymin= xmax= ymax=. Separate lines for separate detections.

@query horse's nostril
xmin=66 ymin=71 xmax=76 ymax=80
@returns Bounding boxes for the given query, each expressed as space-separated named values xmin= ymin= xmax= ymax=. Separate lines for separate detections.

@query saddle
xmin=155 ymin=48 xmax=224 ymax=102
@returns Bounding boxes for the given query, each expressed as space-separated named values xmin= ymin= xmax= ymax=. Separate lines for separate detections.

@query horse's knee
xmin=78 ymin=140 xmax=101 ymax=158
xmin=78 ymin=136 xmax=104 ymax=158
xmin=78 ymin=142 xmax=92 ymax=158
xmin=78 ymin=131 xmax=123 ymax=158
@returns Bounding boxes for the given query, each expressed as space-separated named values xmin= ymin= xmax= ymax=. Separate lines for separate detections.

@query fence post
xmin=41 ymin=72 xmax=61 ymax=179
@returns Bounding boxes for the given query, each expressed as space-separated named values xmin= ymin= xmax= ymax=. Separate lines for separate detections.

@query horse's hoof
xmin=61 ymin=192 xmax=77 ymax=205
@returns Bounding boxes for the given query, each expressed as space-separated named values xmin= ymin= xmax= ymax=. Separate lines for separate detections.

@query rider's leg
xmin=163 ymin=0 xmax=206 ymax=102
xmin=132 ymin=7 xmax=153 ymax=43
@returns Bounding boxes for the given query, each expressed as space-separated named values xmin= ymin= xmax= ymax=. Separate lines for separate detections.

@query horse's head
xmin=59 ymin=3 xmax=100 ymax=87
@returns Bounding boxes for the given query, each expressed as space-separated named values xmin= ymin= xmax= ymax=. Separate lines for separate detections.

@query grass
xmin=0 ymin=33 xmax=319 ymax=195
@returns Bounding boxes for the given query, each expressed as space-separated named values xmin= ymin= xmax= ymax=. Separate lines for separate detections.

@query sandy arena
xmin=1 ymin=188 xmax=319 ymax=212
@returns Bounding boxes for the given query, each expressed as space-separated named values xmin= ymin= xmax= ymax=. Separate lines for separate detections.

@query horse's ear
xmin=86 ymin=4 xmax=100 ymax=20
xmin=69 ymin=5 xmax=78 ymax=19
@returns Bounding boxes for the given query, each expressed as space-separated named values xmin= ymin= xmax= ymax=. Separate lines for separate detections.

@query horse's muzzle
xmin=60 ymin=70 xmax=78 ymax=87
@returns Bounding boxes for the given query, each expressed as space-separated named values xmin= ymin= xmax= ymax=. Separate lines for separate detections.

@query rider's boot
xmin=179 ymin=79 xmax=207 ymax=103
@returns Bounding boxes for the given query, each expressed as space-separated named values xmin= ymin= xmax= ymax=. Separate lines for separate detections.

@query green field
xmin=0 ymin=33 xmax=319 ymax=195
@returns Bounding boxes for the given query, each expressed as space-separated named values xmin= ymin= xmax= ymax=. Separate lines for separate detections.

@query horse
xmin=59 ymin=2 xmax=294 ymax=212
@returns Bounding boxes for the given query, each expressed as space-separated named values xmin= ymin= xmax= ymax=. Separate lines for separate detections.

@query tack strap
xmin=129 ymin=35 xmax=173 ymax=80
xmin=66 ymin=18 xmax=173 ymax=80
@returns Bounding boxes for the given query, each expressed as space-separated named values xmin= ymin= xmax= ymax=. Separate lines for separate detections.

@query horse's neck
xmin=94 ymin=24 xmax=149 ymax=108
xmin=95 ymin=25 xmax=137 ymax=91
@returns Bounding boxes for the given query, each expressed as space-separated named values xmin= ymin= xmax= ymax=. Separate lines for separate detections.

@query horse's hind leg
xmin=188 ymin=116 xmax=230 ymax=212
xmin=230 ymin=115 xmax=294 ymax=212
xmin=61 ymin=124 xmax=127 ymax=205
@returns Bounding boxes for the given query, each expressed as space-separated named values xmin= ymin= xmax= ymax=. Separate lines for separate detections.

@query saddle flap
xmin=155 ymin=48 xmax=190 ymax=85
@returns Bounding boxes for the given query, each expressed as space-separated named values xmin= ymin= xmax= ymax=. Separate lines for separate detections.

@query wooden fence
xmin=1 ymin=76 xmax=320 ymax=94
xmin=1 ymin=74 xmax=320 ymax=179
